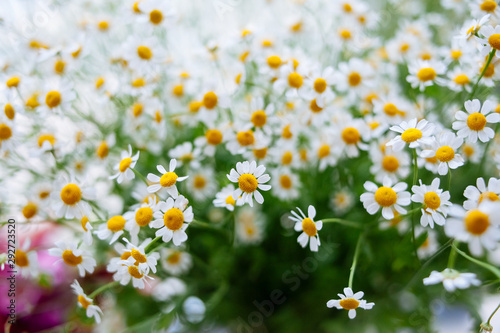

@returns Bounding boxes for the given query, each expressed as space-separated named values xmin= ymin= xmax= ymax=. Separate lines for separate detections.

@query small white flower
xmin=14 ymin=239 xmax=38 ymax=277
xmin=160 ymin=248 xmax=192 ymax=275
xmin=71 ymin=280 xmax=103 ymax=323
xmin=123 ymin=197 xmax=157 ymax=244
xmin=423 ymin=269 xmax=481 ymax=292
xmin=360 ymin=176 xmax=411 ymax=220
xmin=147 ymin=159 xmax=189 ymax=198
xmin=151 ymin=195 xmax=193 ymax=246
xmin=477 ymin=24 xmax=500 ymax=58
xmin=116 ymin=257 xmax=154 ymax=289
xmin=51 ymin=176 xmax=95 ymax=220
xmin=327 ymin=287 xmax=375 ymax=319
xmin=406 ymin=60 xmax=446 ymax=91
xmin=464 ymin=177 xmax=500 ymax=210
xmin=453 ymin=99 xmax=500 ymax=143
xmin=420 ymin=131 xmax=464 ymax=176
xmin=411 ymin=178 xmax=452 ymax=228
xmin=289 ymin=205 xmax=323 ymax=252
xmin=227 ymin=161 xmax=271 ymax=207
xmin=95 ymin=215 xmax=127 ymax=245
xmin=49 ymin=241 xmax=96 ymax=277
xmin=213 ymin=184 xmax=242 ymax=211
xmin=386 ymin=118 xmax=435 ymax=151
xmin=109 ymin=145 xmax=140 ymax=184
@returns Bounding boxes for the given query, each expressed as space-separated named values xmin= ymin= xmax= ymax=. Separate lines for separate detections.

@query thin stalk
xmin=447 ymin=240 xmax=458 ymax=269
xmin=131 ymin=168 xmax=148 ymax=186
xmin=469 ymin=49 xmax=495 ymax=99
xmin=144 ymin=236 xmax=162 ymax=253
xmin=348 ymin=233 xmax=363 ymax=289
xmin=321 ymin=218 xmax=362 ymax=229
xmin=89 ymin=281 xmax=119 ymax=299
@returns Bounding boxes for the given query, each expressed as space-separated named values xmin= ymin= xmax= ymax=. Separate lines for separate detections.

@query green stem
xmin=321 ymin=218 xmax=362 ymax=229
xmin=448 ymin=168 xmax=452 ymax=191
xmin=131 ymin=168 xmax=149 ymax=186
xmin=144 ymin=236 xmax=162 ymax=253
xmin=453 ymin=244 xmax=500 ymax=279
xmin=412 ymin=149 xmax=418 ymax=186
xmin=469 ymin=49 xmax=495 ymax=99
xmin=89 ymin=281 xmax=119 ymax=299
xmin=348 ymin=233 xmax=363 ymax=289
xmin=447 ymin=240 xmax=458 ymax=269
xmin=89 ymin=201 xmax=105 ymax=221
xmin=487 ymin=302 xmax=500 ymax=325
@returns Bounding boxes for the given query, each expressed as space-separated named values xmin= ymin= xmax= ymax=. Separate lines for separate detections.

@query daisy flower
xmin=330 ymin=188 xmax=355 ymax=215
xmin=226 ymin=161 xmax=271 ymax=207
xmin=124 ymin=197 xmax=157 ymax=244
xmin=168 ymin=141 xmax=201 ymax=169
xmin=337 ymin=119 xmax=369 ymax=158
xmin=444 ymin=201 xmax=500 ymax=256
xmin=369 ymin=145 xmax=410 ymax=183
xmin=452 ymin=99 xmax=500 ymax=143
xmin=326 ymin=288 xmax=375 ymax=319
xmin=417 ymin=228 xmax=439 ymax=259
xmin=109 ymin=145 xmax=140 ymax=184
xmin=411 ymin=178 xmax=452 ymax=228
xmin=464 ymin=177 xmax=500 ymax=210
xmin=38 ymin=78 xmax=76 ymax=113
xmin=446 ymin=67 xmax=474 ymax=92
xmin=458 ymin=15 xmax=490 ymax=40
xmin=406 ymin=60 xmax=446 ymax=91
xmin=270 ymin=168 xmax=300 ymax=201
xmin=185 ymin=168 xmax=217 ymax=201
xmin=151 ymin=195 xmax=193 ymax=246
xmin=71 ymin=280 xmax=103 ymax=323
xmin=15 ymin=239 xmax=38 ymax=277
xmin=478 ymin=24 xmax=500 ymax=57
xmin=423 ymin=269 xmax=481 ymax=292
xmin=137 ymin=0 xmax=176 ymax=28
xmin=80 ymin=216 xmax=94 ymax=246
xmin=49 ymin=241 xmax=96 ymax=277
xmin=160 ymin=248 xmax=192 ymax=276
xmin=288 ymin=205 xmax=322 ymax=252
xmin=360 ymin=176 xmax=411 ymax=220
xmin=235 ymin=207 xmax=265 ymax=245
xmin=213 ymin=184 xmax=242 ymax=211
xmin=116 ymin=257 xmax=154 ymax=289
xmin=147 ymin=159 xmax=189 ymax=198
xmin=95 ymin=215 xmax=127 ymax=245
xmin=122 ymin=238 xmax=160 ymax=274
xmin=420 ymin=131 xmax=464 ymax=176
xmin=195 ymin=126 xmax=228 ymax=157
xmin=334 ymin=58 xmax=374 ymax=98
xmin=386 ymin=118 xmax=435 ymax=151
xmin=51 ymin=176 xmax=95 ymax=219
xmin=303 ymin=66 xmax=335 ymax=107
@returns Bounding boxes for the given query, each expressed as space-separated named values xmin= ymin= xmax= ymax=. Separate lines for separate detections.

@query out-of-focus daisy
xmin=303 ymin=66 xmax=335 ymax=107
xmin=453 ymin=99 xmax=500 ymax=143
xmin=386 ymin=118 xmax=435 ymax=151
xmin=478 ymin=24 xmax=500 ymax=57
xmin=213 ymin=184 xmax=241 ymax=211
xmin=109 ymin=145 xmax=140 ymax=184
xmin=116 ymin=257 xmax=153 ymax=289
xmin=446 ymin=67 xmax=474 ymax=92
xmin=124 ymin=197 xmax=157 ymax=244
xmin=420 ymin=132 xmax=464 ymax=176
xmin=80 ymin=216 xmax=93 ymax=246
xmin=330 ymin=188 xmax=355 ymax=215
xmin=122 ymin=238 xmax=159 ymax=274
xmin=370 ymin=144 xmax=410 ymax=183
xmin=185 ymin=168 xmax=217 ymax=201
xmin=289 ymin=205 xmax=323 ymax=252
xmin=411 ymin=178 xmax=452 ymax=228
xmin=460 ymin=141 xmax=482 ymax=163
xmin=423 ymin=269 xmax=481 ymax=292
xmin=51 ymin=176 xmax=95 ymax=219
xmin=445 ymin=201 xmax=500 ymax=256
xmin=15 ymin=239 xmax=38 ymax=277
xmin=151 ymin=195 xmax=193 ymax=246
xmin=227 ymin=161 xmax=271 ymax=207
xmin=326 ymin=288 xmax=375 ymax=319
xmin=49 ymin=241 xmax=96 ymax=277
xmin=417 ymin=228 xmax=439 ymax=259
xmin=406 ymin=60 xmax=446 ymax=91
xmin=71 ymin=280 xmax=103 ymax=323
xmin=160 ymin=248 xmax=192 ymax=275
xmin=235 ymin=207 xmax=265 ymax=245
xmin=168 ymin=141 xmax=201 ymax=169
xmin=137 ymin=0 xmax=175 ymax=27
xmin=38 ymin=78 xmax=76 ymax=113
xmin=95 ymin=215 xmax=127 ymax=245
xmin=360 ymin=176 xmax=411 ymax=219
xmin=464 ymin=177 xmax=500 ymax=210
xmin=334 ymin=58 xmax=374 ymax=99
xmin=147 ymin=159 xmax=189 ymax=198
xmin=270 ymin=168 xmax=300 ymax=201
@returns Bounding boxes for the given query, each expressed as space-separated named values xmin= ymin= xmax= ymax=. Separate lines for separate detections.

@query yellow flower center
xmin=253 ymin=147 xmax=267 ymax=159
xmin=38 ymin=134 xmax=56 ymax=148
xmin=39 ymin=191 xmax=50 ymax=199
xmin=132 ymin=78 xmax=146 ymax=87
xmin=467 ymin=113 xmax=487 ymax=131
xmin=45 ymin=91 xmax=61 ymax=108
xmin=280 ymin=175 xmax=292 ymax=189
xmin=5 ymin=104 xmax=15 ymax=120
xmin=239 ymin=51 xmax=250 ymax=62
xmin=189 ymin=101 xmax=202 ymax=113
xmin=340 ymin=298 xmax=360 ymax=310
xmin=318 ymin=144 xmax=330 ymax=158
xmin=374 ymin=187 xmax=397 ymax=207
xmin=481 ymin=0 xmax=497 ymax=12
xmin=343 ymin=3 xmax=352 ymax=12
xmin=383 ymin=103 xmax=398 ymax=116
xmin=193 ymin=176 xmax=206 ymax=189
xmin=238 ymin=174 xmax=258 ymax=193
xmin=251 ymin=110 xmax=267 ymax=127
xmin=236 ymin=130 xmax=255 ymax=146
xmin=81 ymin=216 xmax=89 ymax=231
xmin=167 ymin=251 xmax=181 ymax=264
xmin=62 ymin=250 xmax=83 ymax=266
xmin=314 ymin=78 xmax=327 ymax=93
xmin=401 ymin=128 xmax=422 ymax=143
xmin=131 ymin=248 xmax=147 ymax=264
xmin=310 ymin=99 xmax=323 ymax=113
xmin=98 ymin=21 xmax=109 ymax=30
xmin=163 ymin=208 xmax=184 ymax=230
xmin=424 ymin=192 xmax=441 ymax=210
xmin=0 ymin=124 xmax=12 ymax=140
xmin=60 ymin=184 xmax=82 ymax=205
xmin=132 ymin=103 xmax=143 ymax=117
xmin=282 ymin=151 xmax=293 ymax=165
xmin=97 ymin=141 xmax=109 ymax=159
xmin=149 ymin=9 xmax=163 ymax=24
xmin=71 ymin=46 xmax=82 ymax=58
xmin=451 ymin=50 xmax=462 ymax=60
xmin=463 ymin=145 xmax=474 ymax=157
xmin=26 ymin=93 xmax=40 ymax=109
xmin=133 ymin=1 xmax=142 ymax=13
xmin=6 ymin=76 xmax=20 ymax=88
xmin=95 ymin=77 xmax=105 ymax=89
xmin=78 ymin=295 xmax=92 ymax=309
xmin=454 ymin=74 xmax=469 ymax=85
xmin=225 ymin=195 xmax=236 ymax=206
xmin=203 ymin=91 xmax=218 ymax=109
xmin=478 ymin=191 xmax=500 ymax=204
xmin=137 ymin=46 xmax=153 ymax=60
xmin=155 ymin=110 xmax=162 ymax=123
xmin=300 ymin=148 xmax=308 ymax=161
xmin=436 ymin=146 xmax=455 ymax=162
xmin=128 ymin=265 xmax=144 ymax=279
xmin=348 ymin=72 xmax=361 ymax=86
xmin=135 ymin=207 xmax=153 ymax=226
xmin=15 ymin=250 xmax=29 ymax=267
xmin=54 ymin=60 xmax=65 ymax=74
xmin=417 ymin=67 xmax=436 ymax=81
xmin=205 ymin=129 xmax=223 ymax=145
xmin=465 ymin=210 xmax=489 ymax=235
xmin=340 ymin=29 xmax=351 ymax=39
xmin=107 ymin=215 xmax=126 ymax=232
xmin=400 ymin=43 xmax=410 ymax=52
xmin=342 ymin=127 xmax=361 ymax=144
xmin=282 ymin=125 xmax=293 ymax=139
xmin=119 ymin=157 xmax=133 ymax=172
xmin=288 ymin=72 xmax=303 ymax=88
xmin=22 ymin=202 xmax=38 ymax=219
xmin=302 ymin=217 xmax=317 ymax=237
xmin=382 ymin=156 xmax=399 ymax=172
xmin=172 ymin=84 xmax=183 ymax=97
xmin=121 ymin=251 xmax=131 ymax=260
xmin=267 ymin=55 xmax=281 ymax=69
xmin=160 ymin=172 xmax=178 ymax=187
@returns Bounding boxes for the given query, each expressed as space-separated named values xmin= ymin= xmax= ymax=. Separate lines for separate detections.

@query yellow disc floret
xmin=465 ymin=210 xmax=489 ymax=235
xmin=163 ymin=208 xmax=184 ymax=230
xmin=374 ymin=187 xmax=397 ymax=207
xmin=238 ymin=174 xmax=258 ymax=193
xmin=60 ymin=184 xmax=82 ymax=205
xmin=302 ymin=217 xmax=317 ymax=237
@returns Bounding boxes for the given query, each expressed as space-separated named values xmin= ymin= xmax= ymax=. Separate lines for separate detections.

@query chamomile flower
xmin=453 ymin=99 xmax=500 ymax=143
xmin=122 ymin=238 xmax=159 ymax=274
xmin=151 ymin=195 xmax=193 ymax=246
xmin=423 ymin=269 xmax=481 ymax=292
xmin=411 ymin=178 xmax=452 ymax=228
xmin=38 ymin=78 xmax=76 ymax=113
xmin=235 ymin=207 xmax=265 ymax=245
xmin=213 ymin=184 xmax=241 ymax=211
xmin=195 ymin=126 xmax=228 ymax=157
xmin=445 ymin=201 xmax=500 ymax=256
xmin=326 ymin=288 xmax=375 ymax=319
xmin=335 ymin=58 xmax=374 ymax=99
xmin=49 ymin=241 xmax=96 ymax=277
xmin=51 ymin=176 xmax=95 ymax=219
xmin=227 ymin=161 xmax=271 ymax=207
xmin=185 ymin=168 xmax=217 ymax=201
xmin=116 ymin=257 xmax=153 ymax=289
xmin=303 ymin=66 xmax=335 ymax=107
xmin=15 ymin=239 xmax=38 ymax=277
xmin=369 ymin=145 xmax=410 ymax=183
xmin=289 ymin=205 xmax=322 ymax=252
xmin=123 ymin=197 xmax=157 ymax=244
xmin=417 ymin=228 xmax=439 ymax=259
xmin=386 ymin=118 xmax=435 ymax=151
xmin=71 ymin=280 xmax=103 ymax=323
xmin=168 ymin=141 xmax=201 ymax=169
xmin=147 ymin=159 xmax=189 ymax=198
xmin=109 ymin=145 xmax=140 ymax=184
xmin=420 ymin=132 xmax=464 ymax=176
xmin=160 ymin=248 xmax=192 ymax=275
xmin=447 ymin=67 xmax=474 ymax=92
xmin=80 ymin=216 xmax=94 ymax=246
xmin=360 ymin=176 xmax=411 ymax=219
xmin=270 ymin=168 xmax=300 ymax=201
xmin=137 ymin=0 xmax=176 ymax=28
xmin=95 ymin=215 xmax=127 ymax=245
xmin=478 ymin=24 xmax=500 ymax=57
xmin=330 ymin=188 xmax=355 ymax=215
xmin=406 ymin=60 xmax=446 ymax=91
xmin=464 ymin=177 xmax=500 ymax=210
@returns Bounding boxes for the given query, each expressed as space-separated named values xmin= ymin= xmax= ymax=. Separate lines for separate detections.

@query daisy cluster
xmin=1 ymin=0 xmax=500 ymax=331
